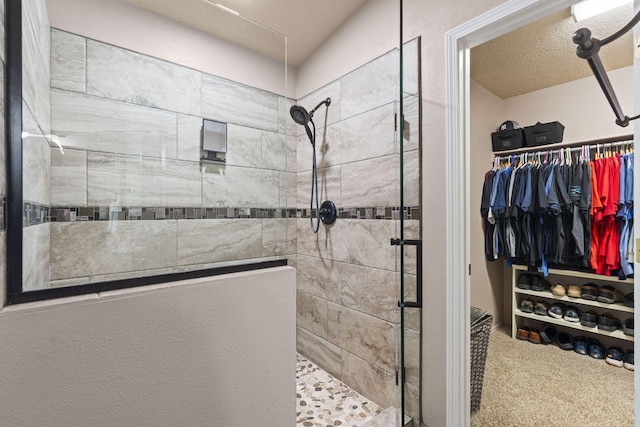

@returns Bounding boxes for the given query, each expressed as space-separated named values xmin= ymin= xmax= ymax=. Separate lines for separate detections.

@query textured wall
xmin=503 ymin=66 xmax=634 ymax=143
xmin=469 ymin=80 xmax=506 ymax=326
xmin=47 ymin=29 xmax=289 ymax=288
xmin=0 ymin=267 xmax=296 ymax=427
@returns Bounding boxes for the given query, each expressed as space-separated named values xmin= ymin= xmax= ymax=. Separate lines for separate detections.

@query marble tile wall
xmin=50 ymin=149 xmax=86 ymax=206
xmin=202 ymin=73 xmax=279 ymax=132
xmin=47 ymin=29 xmax=290 ymax=285
xmin=86 ymin=40 xmax=202 ymax=116
xmin=22 ymin=0 xmax=50 ymax=135
xmin=177 ymin=219 xmax=262 ymax=265
xmin=51 ymin=89 xmax=178 ymax=159
xmin=295 ymin=43 xmax=421 ymax=413
xmin=23 ymin=223 xmax=50 ymax=291
xmin=0 ymin=0 xmax=5 ymax=64
xmin=202 ymin=164 xmax=281 ymax=208
xmin=21 ymin=0 xmax=51 ymax=291
xmin=51 ymin=29 xmax=85 ymax=93
xmin=50 ymin=220 xmax=178 ymax=280
xmin=86 ymin=152 xmax=202 ymax=207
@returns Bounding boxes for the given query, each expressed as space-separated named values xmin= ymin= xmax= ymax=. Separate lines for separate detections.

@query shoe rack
xmin=511 ymin=265 xmax=634 ymax=343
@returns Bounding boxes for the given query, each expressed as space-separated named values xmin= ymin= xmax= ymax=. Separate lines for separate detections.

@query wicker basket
xmin=470 ymin=306 xmax=493 ymax=416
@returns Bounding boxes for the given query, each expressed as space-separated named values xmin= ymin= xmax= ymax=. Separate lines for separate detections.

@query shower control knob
xmin=319 ymin=200 xmax=337 ymax=225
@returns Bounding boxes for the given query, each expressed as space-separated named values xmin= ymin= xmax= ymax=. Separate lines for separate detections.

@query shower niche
xmin=201 ymin=119 xmax=227 ymax=164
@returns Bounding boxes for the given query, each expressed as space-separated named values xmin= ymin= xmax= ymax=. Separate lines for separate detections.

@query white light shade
xmin=571 ymin=0 xmax=633 ymax=22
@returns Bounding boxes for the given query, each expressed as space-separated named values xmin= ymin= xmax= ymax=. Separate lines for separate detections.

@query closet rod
xmin=494 ymin=139 xmax=634 ymax=162
xmin=493 ymin=134 xmax=633 ymax=156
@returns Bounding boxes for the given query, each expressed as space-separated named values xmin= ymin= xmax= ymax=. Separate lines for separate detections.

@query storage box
xmin=524 ymin=121 xmax=564 ymax=147
xmin=491 ymin=129 xmax=524 ymax=152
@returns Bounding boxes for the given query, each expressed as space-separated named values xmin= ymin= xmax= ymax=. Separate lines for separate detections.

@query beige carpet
xmin=471 ymin=327 xmax=634 ymax=427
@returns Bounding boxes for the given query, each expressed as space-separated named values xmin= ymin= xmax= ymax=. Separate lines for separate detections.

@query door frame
xmin=442 ymin=0 xmax=616 ymax=425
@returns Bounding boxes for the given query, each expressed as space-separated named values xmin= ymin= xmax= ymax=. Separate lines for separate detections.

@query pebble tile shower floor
xmin=296 ymin=354 xmax=383 ymax=426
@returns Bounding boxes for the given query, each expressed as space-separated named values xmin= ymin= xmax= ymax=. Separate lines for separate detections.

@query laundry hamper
xmin=470 ymin=306 xmax=493 ymax=416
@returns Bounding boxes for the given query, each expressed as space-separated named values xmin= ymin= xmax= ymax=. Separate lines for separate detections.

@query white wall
xmin=45 ymin=0 xmax=294 ymax=97
xmin=294 ymin=0 xmax=399 ymax=98
xmin=0 ymin=267 xmax=296 ymax=427
xmin=469 ymin=80 xmax=506 ymax=325
xmin=504 ymin=66 xmax=634 ymax=143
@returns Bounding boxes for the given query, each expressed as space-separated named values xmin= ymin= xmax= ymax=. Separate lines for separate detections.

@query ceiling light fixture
xmin=571 ymin=0 xmax=633 ymax=23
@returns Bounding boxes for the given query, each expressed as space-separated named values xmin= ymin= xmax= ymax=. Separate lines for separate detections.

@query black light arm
xmin=573 ymin=10 xmax=640 ymax=128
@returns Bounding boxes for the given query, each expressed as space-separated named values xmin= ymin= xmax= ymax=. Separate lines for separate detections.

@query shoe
xmin=581 ymin=283 xmax=598 ymax=301
xmin=598 ymin=312 xmax=621 ymax=332
xmin=540 ymin=325 xmax=557 ymax=344
xmin=517 ymin=273 xmax=533 ymax=290
xmin=588 ymin=339 xmax=605 ymax=359
xmin=623 ymin=318 xmax=634 ymax=336
xmin=530 ymin=275 xmax=550 ymax=291
xmin=624 ymin=350 xmax=635 ymax=371
xmin=580 ymin=310 xmax=599 ymax=328
xmin=528 ymin=329 xmax=541 ymax=344
xmin=606 ymin=346 xmax=624 ymax=367
xmin=624 ymin=292 xmax=634 ymax=308
xmin=551 ymin=283 xmax=566 ymax=297
xmin=557 ymin=332 xmax=573 ymax=350
xmin=520 ymin=299 xmax=534 ymax=313
xmin=563 ymin=306 xmax=582 ymax=323
xmin=567 ymin=285 xmax=581 ymax=298
xmin=573 ymin=336 xmax=588 ymax=355
xmin=516 ymin=326 xmax=530 ymax=340
xmin=534 ymin=301 xmax=549 ymax=316
xmin=597 ymin=285 xmax=625 ymax=304
xmin=548 ymin=303 xmax=566 ymax=319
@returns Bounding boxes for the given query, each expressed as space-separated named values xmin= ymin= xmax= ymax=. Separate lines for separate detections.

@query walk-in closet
xmin=468 ymin=3 xmax=636 ymax=426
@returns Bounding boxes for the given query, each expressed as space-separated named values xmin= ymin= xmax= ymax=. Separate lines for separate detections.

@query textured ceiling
xmin=120 ymin=0 xmax=367 ymax=66
xmin=471 ymin=5 xmax=635 ymax=99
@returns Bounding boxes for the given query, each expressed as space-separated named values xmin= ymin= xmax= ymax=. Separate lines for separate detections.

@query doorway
xmin=445 ymin=0 xmax=639 ymax=425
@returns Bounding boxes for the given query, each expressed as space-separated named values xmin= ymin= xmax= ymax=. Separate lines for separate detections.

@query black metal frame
xmin=6 ymin=0 xmax=23 ymax=303
xmin=3 ymin=0 xmax=286 ymax=305
xmin=8 ymin=260 xmax=287 ymax=304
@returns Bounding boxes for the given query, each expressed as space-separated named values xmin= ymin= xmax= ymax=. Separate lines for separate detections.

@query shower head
xmin=289 ymin=97 xmax=332 ymax=126
xmin=290 ymin=105 xmax=310 ymax=126
xmin=290 ymin=98 xmax=332 ymax=145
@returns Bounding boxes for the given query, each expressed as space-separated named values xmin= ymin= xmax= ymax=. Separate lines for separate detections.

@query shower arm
xmin=573 ymin=10 xmax=640 ymax=127
xmin=308 ymin=98 xmax=332 ymax=120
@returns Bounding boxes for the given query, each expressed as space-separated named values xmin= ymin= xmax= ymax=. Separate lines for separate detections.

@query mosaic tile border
xmin=22 ymin=203 xmax=421 ymax=227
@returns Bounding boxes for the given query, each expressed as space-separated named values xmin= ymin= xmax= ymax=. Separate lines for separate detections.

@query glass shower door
xmin=396 ymin=33 xmax=422 ymax=425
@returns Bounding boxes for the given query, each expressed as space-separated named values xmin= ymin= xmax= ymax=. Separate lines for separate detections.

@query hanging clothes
xmin=482 ymin=142 xmax=633 ymax=278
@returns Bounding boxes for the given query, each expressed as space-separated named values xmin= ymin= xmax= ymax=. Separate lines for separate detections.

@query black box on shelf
xmin=491 ymin=129 xmax=524 ymax=152
xmin=523 ymin=121 xmax=565 ymax=147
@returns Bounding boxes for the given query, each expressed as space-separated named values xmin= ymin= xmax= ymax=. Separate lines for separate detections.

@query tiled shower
xmin=14 ymin=0 xmax=421 ymax=420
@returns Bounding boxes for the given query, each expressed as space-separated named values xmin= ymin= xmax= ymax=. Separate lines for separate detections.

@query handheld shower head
xmin=289 ymin=97 xmax=332 ymax=126
xmin=290 ymin=105 xmax=310 ymax=126
xmin=290 ymin=97 xmax=332 ymax=145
